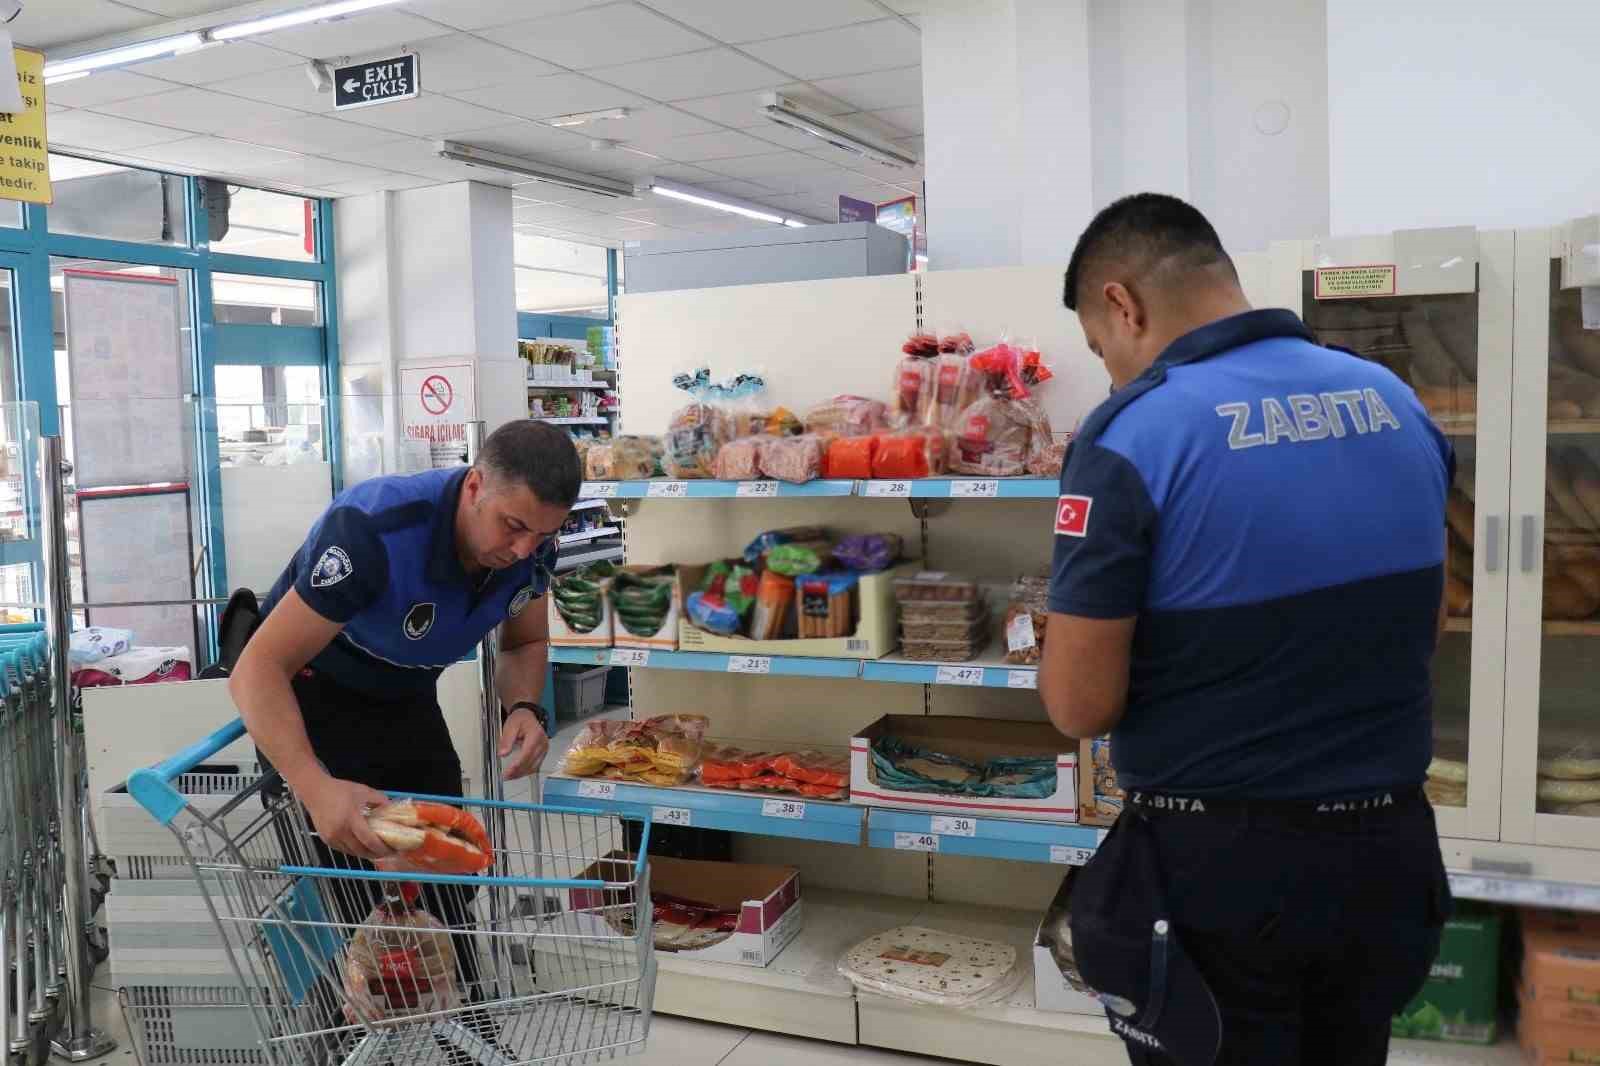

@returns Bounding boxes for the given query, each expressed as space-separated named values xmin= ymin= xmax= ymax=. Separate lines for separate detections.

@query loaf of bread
xmin=1446 ymin=492 xmax=1474 ymax=548
xmin=1568 ymin=450 xmax=1600 ymax=524
xmin=1550 ymin=364 xmax=1600 ymax=417
xmin=1446 ymin=576 xmax=1472 ymax=616
xmin=1543 ymin=572 xmax=1600 ymax=620
xmin=1402 ymin=308 xmax=1468 ymax=388
xmin=1548 ymin=451 xmax=1597 ymax=530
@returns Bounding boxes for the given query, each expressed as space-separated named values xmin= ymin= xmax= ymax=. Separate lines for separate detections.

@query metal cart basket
xmin=126 ymin=719 xmax=656 ymax=1066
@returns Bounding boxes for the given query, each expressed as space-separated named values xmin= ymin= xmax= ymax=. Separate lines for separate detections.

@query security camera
xmin=305 ymin=59 xmax=333 ymax=93
xmin=0 ymin=2 xmax=23 ymax=25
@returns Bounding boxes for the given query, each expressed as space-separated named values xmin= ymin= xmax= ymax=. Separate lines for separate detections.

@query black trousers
xmin=260 ymin=671 xmax=483 ymax=1010
xmin=1078 ymin=793 xmax=1450 ymax=1066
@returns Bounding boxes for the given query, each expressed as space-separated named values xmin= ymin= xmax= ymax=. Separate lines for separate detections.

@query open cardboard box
xmin=1076 ymin=736 xmax=1122 ymax=828
xmin=549 ymin=575 xmax=613 ymax=648
xmin=611 ymin=565 xmax=681 ymax=651
xmin=849 ymin=714 xmax=1078 ymax=822
xmin=676 ymin=562 xmax=913 ymax=660
xmin=570 ymin=852 xmax=802 ymax=968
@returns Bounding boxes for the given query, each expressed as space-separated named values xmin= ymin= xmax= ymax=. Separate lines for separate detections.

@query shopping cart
xmin=127 ymin=719 xmax=656 ymax=1066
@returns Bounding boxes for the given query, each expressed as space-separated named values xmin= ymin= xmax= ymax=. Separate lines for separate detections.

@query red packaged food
xmin=825 ymin=435 xmax=880 ymax=479
xmin=771 ymin=751 xmax=849 ymax=789
xmin=892 ymin=355 xmax=935 ymax=426
xmin=736 ymin=773 xmax=805 ymax=793
xmin=700 ymin=744 xmax=777 ymax=783
xmin=927 ymin=353 xmax=980 ymax=430
xmin=796 ymin=782 xmax=848 ymax=800
xmin=873 ymin=428 xmax=946 ymax=480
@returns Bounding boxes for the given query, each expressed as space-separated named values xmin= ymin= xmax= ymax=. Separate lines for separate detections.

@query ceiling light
xmin=759 ymin=91 xmax=919 ymax=169
xmin=644 ymin=178 xmax=820 ymax=229
xmin=783 ymin=219 xmax=807 ymax=229
xmin=43 ymin=31 xmax=206 ymax=80
xmin=549 ymin=107 xmax=630 ymax=128
xmin=211 ymin=0 xmax=404 ymax=41
xmin=43 ymin=70 xmax=89 ymax=85
xmin=436 ymin=141 xmax=634 ymax=199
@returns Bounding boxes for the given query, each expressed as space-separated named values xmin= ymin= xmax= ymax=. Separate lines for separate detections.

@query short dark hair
xmin=478 ymin=420 xmax=581 ymax=507
xmin=1062 ymin=193 xmax=1236 ymax=312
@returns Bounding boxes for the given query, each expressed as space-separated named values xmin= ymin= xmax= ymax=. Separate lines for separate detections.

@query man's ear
xmin=1103 ymin=281 xmax=1142 ymax=332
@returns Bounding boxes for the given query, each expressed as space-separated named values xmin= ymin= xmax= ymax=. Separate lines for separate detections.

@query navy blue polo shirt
xmin=261 ymin=467 xmax=558 ymax=697
xmin=1048 ymin=309 xmax=1453 ymax=800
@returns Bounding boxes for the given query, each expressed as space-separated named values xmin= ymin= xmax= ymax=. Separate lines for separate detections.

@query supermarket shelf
xmin=537 ymin=416 xmax=610 ymax=425
xmin=554 ymin=546 xmax=623 ymax=572
xmin=1444 ymin=617 xmax=1600 ymax=636
xmin=1433 ymin=414 xmax=1600 ymax=437
xmin=866 ymin=807 xmax=1100 ymax=864
xmin=574 ymin=477 xmax=1058 ymax=499
xmin=872 ymin=476 xmax=1059 ymax=499
xmin=1448 ymin=870 xmax=1600 ymax=910
xmin=864 ymin=640 xmax=1036 ymax=689
xmin=542 ymin=775 xmax=864 ymax=845
xmin=570 ymin=499 xmax=611 ymax=513
xmin=1388 ymin=1039 xmax=1522 ymax=1065
xmin=558 ymin=525 xmax=619 ymax=545
xmin=550 ymin=644 xmax=862 ymax=679
xmin=527 ymin=378 xmax=610 ymax=390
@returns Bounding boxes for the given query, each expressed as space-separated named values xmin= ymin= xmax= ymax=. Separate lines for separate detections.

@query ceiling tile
xmin=601 ymin=105 xmax=717 ymax=146
xmin=812 ymin=65 xmax=922 ymax=112
xmin=636 ymin=0 xmax=883 ymax=44
xmin=253 ymin=11 xmax=454 ymax=60
xmin=322 ymin=136 xmax=522 ymax=186
xmin=403 ymin=0 xmax=603 ymax=31
xmin=339 ymin=94 xmax=517 ymax=137
xmin=649 ymin=127 xmax=776 ymax=162
xmin=879 ymin=0 xmax=922 ymax=11
xmin=136 ymin=136 xmax=306 ymax=172
xmin=649 ymin=161 xmax=723 ymax=183
xmin=674 ymin=83 xmax=850 ymax=128
xmin=44 ymin=70 xmax=176 ymax=109
xmin=124 ymin=0 xmax=263 ymax=13
xmin=138 ymin=42 xmax=302 ymax=86
xmin=48 ymin=109 xmax=191 ymax=151
xmin=448 ymin=121 xmax=593 ymax=158
xmin=614 ymin=204 xmax=718 ymax=227
xmin=514 ymin=202 xmax=604 ymax=225
xmin=451 ymin=73 xmax=646 ymax=122
xmin=254 ymin=156 xmax=395 ymax=187
xmin=495 ymin=4 xmax=710 ymax=70
xmin=367 ymin=34 xmax=560 ymax=94
xmin=592 ymin=47 xmax=782 ymax=101
xmin=15 ymin=0 xmax=162 ymax=50
xmin=863 ymin=104 xmax=923 ymax=136
xmin=92 ymin=87 xmax=303 ymax=135
xmin=321 ymin=172 xmax=439 ymax=195
xmin=742 ymin=19 xmax=921 ymax=81
xmin=695 ymin=178 xmax=780 ymax=197
xmin=207 ymin=67 xmax=331 ymax=112
xmin=698 ymin=151 xmax=838 ymax=181
xmin=539 ymin=147 xmax=657 ymax=182
xmin=234 ymin=115 xmax=403 ymax=153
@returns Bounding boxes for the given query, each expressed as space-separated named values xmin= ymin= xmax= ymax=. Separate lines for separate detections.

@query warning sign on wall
xmin=1314 ymin=264 xmax=1396 ymax=300
xmin=401 ymin=362 xmax=475 ymax=470
xmin=0 ymin=48 xmax=51 ymax=205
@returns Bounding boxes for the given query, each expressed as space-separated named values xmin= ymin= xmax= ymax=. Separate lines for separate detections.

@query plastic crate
xmin=554 ymin=664 xmax=609 ymax=718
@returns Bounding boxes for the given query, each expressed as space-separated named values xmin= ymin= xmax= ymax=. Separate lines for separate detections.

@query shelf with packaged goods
xmin=537 ymin=416 xmax=611 ymax=426
xmin=551 ymin=644 xmax=863 ymax=679
xmin=542 ymin=774 xmax=865 ymax=845
xmin=570 ymin=499 xmax=612 ymax=513
xmin=527 ymin=379 xmax=611 ymax=390
xmin=558 ymin=526 xmax=619 ymax=546
xmin=865 ymin=807 xmax=1102 ymax=865
xmin=1446 ymin=869 xmax=1600 ymax=910
xmin=863 ymin=639 xmax=1038 ymax=689
xmin=574 ymin=477 xmax=1060 ymax=499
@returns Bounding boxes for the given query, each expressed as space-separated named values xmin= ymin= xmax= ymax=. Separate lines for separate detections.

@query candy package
xmin=833 ymin=533 xmax=901 ymax=573
xmin=758 ymin=434 xmax=825 ymax=483
xmin=711 ymin=437 xmax=765 ymax=480
xmin=743 ymin=527 xmax=827 ymax=566
xmin=825 ymin=435 xmax=879 ymax=479
xmin=804 ymin=395 xmax=889 ymax=438
xmin=686 ymin=561 xmax=758 ymax=635
xmin=664 ymin=369 xmax=732 ymax=479
xmin=873 ymin=428 xmax=946 ymax=479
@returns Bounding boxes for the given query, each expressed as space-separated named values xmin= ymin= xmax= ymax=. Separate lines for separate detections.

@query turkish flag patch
xmin=1055 ymin=495 xmax=1092 ymax=537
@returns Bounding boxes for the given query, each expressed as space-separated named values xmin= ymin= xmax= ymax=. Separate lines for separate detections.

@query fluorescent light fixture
xmin=43 ymin=70 xmax=89 ymax=85
xmin=644 ymin=178 xmax=818 ymax=229
xmin=549 ymin=107 xmax=630 ymax=128
xmin=212 ymin=0 xmax=404 ymax=41
xmin=436 ymin=141 xmax=634 ymax=199
xmin=760 ymin=91 xmax=919 ymax=169
xmin=43 ymin=31 xmax=206 ymax=79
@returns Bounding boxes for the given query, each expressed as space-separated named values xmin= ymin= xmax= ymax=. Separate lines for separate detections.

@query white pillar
xmin=335 ymin=181 xmax=522 ymax=480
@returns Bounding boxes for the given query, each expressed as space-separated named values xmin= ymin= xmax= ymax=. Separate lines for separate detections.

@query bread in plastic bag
xmin=711 ymin=437 xmax=764 ymax=480
xmin=584 ymin=444 xmax=614 ymax=481
xmin=804 ymin=395 xmax=889 ymax=438
xmin=342 ymin=884 xmax=460 ymax=1026
xmin=611 ymin=436 xmax=660 ymax=480
xmin=758 ymin=434 xmax=825 ymax=483
xmin=664 ymin=369 xmax=732 ymax=479
xmin=952 ymin=342 xmax=1056 ymax=476
xmin=825 ymin=435 xmax=879 ymax=479
xmin=873 ymin=428 xmax=946 ymax=479
xmin=838 ymin=926 xmax=1020 ymax=1009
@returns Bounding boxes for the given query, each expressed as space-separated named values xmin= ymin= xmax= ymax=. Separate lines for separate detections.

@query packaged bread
xmin=927 ymin=352 xmax=981 ymax=430
xmin=758 ymin=434 xmax=825 ymax=483
xmin=342 ymin=886 xmax=459 ymax=1025
xmin=1543 ymin=572 xmax=1599 ymax=620
xmin=894 ymin=333 xmax=940 ymax=425
xmin=1401 ymin=308 xmax=1470 ymax=388
xmin=805 ymin=395 xmax=889 ymax=438
xmin=664 ymin=369 xmax=731 ymax=479
xmin=873 ymin=428 xmax=946 ymax=479
xmin=1027 ymin=439 xmax=1068 ymax=477
xmin=584 ymin=443 xmax=615 ymax=482
xmin=611 ymin=436 xmax=659 ymax=480
xmin=1003 ymin=576 xmax=1050 ymax=664
xmin=825 ymin=435 xmax=879 ymax=479
xmin=712 ymin=437 xmax=764 ymax=480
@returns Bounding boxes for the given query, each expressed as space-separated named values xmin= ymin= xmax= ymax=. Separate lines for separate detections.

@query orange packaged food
xmin=771 ymin=751 xmax=849 ymax=789
xmin=825 ymin=435 xmax=880 ymax=479
xmin=873 ymin=428 xmax=946 ymax=480
xmin=700 ymin=744 xmax=777 ymax=784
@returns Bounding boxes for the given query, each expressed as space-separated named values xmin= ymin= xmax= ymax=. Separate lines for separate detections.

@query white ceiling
xmin=28 ymin=0 xmax=926 ymax=249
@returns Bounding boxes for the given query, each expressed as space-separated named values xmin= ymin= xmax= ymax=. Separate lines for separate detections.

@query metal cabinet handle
xmin=1521 ymin=514 xmax=1539 ymax=573
xmin=1483 ymin=515 xmax=1502 ymax=573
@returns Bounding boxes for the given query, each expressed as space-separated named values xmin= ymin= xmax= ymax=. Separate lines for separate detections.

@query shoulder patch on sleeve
xmin=1055 ymin=495 xmax=1092 ymax=537
xmin=310 ymin=546 xmax=354 ymax=588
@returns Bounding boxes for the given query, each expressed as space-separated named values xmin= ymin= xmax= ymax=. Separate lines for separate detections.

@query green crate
xmin=1392 ymin=906 xmax=1501 ymax=1044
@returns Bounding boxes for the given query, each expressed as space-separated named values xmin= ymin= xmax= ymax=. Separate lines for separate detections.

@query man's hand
xmin=300 ymin=774 xmax=395 ymax=861
xmin=499 ymin=706 xmax=550 ymax=780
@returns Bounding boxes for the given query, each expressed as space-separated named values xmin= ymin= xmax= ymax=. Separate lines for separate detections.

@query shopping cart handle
xmin=127 ymin=718 xmax=248 ymax=825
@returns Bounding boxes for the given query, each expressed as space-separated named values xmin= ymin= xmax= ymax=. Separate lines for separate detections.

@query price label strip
xmin=652 ymin=806 xmax=692 ymax=827
xmin=579 ymin=482 xmax=618 ymax=498
xmin=762 ymin=799 xmax=807 ymax=820
xmin=726 ymin=655 xmax=772 ymax=675
xmin=930 ymin=815 xmax=977 ymax=837
xmin=1049 ymin=845 xmax=1096 ymax=866
xmin=610 ymin=648 xmax=650 ymax=668
xmin=935 ymin=665 xmax=986 ymax=686
xmin=646 ymin=480 xmax=689 ymax=498
xmin=893 ymin=832 xmax=940 ymax=853
xmin=577 ymin=781 xmax=616 ymax=801
xmin=1006 ymin=670 xmax=1038 ymax=689
xmin=951 ymin=479 xmax=1000 ymax=498
xmin=736 ymin=481 xmax=779 ymax=498
xmin=863 ymin=480 xmax=912 ymax=498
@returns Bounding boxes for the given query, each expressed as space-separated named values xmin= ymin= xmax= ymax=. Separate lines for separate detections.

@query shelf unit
xmin=538 ymin=416 xmax=609 ymax=426
xmin=557 ymin=525 xmax=619 ymax=546
xmin=551 ymin=643 xmax=1038 ymax=687
xmin=554 ymin=545 xmax=623 ymax=573
xmin=577 ymin=476 xmax=1058 ymax=499
xmin=527 ymin=377 xmax=610 ymax=391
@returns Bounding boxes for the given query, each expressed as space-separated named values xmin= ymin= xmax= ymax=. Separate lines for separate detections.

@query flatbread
xmin=840 ymin=926 xmax=1018 ymax=1007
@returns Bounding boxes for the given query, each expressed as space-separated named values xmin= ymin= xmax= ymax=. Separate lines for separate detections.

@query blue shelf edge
xmin=861 ymin=660 xmax=1038 ymax=689
xmin=552 ymin=645 xmax=865 ymax=679
xmin=542 ymin=776 xmax=865 ymax=846
xmin=866 ymin=807 xmax=1103 ymax=864
xmin=575 ymin=478 xmax=1059 ymax=499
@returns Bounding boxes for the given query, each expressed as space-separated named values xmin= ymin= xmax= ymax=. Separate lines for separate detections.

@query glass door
xmin=0 ymin=256 xmax=41 ymax=621
xmin=1292 ymin=228 xmax=1514 ymax=842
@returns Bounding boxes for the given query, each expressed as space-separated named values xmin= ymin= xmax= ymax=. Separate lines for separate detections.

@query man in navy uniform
xmin=232 ymin=418 xmax=579 ymax=859
xmin=1039 ymin=194 xmax=1452 ymax=1066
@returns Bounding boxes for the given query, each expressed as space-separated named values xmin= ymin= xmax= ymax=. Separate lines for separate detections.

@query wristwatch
xmin=505 ymin=700 xmax=541 ymax=722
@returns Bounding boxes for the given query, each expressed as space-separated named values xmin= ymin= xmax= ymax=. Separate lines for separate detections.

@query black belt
xmin=1128 ymin=787 xmax=1427 ymax=828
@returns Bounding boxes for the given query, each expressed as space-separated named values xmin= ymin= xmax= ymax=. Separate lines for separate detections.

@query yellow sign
xmin=1314 ymin=264 xmax=1396 ymax=300
xmin=0 ymin=48 xmax=49 ymax=205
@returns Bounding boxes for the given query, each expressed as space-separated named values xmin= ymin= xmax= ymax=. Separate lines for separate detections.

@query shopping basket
xmin=127 ymin=719 xmax=656 ymax=1065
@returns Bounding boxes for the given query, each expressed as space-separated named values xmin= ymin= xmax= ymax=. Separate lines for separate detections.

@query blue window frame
xmin=0 ymin=162 xmax=340 ymax=649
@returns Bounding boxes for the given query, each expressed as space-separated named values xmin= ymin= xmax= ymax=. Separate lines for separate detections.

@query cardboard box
xmin=1076 ymin=736 xmax=1123 ymax=828
xmin=677 ymin=563 xmax=910 ymax=660
xmin=1391 ymin=905 xmax=1500 ymax=1044
xmin=570 ymin=853 xmax=802 ymax=968
xmin=549 ymin=578 xmax=613 ymax=648
xmin=1033 ymin=869 xmax=1104 ymax=1015
xmin=1520 ymin=1005 xmax=1600 ymax=1065
xmin=611 ymin=565 xmax=680 ymax=651
xmin=1521 ymin=922 xmax=1600 ymax=1030
xmin=849 ymin=714 xmax=1077 ymax=822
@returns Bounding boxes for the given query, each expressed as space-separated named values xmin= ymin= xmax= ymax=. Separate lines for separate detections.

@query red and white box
xmin=849 ymin=714 xmax=1078 ymax=823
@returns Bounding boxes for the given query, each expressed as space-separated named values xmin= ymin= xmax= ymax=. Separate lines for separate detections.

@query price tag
xmin=930 ymin=815 xmax=977 ymax=837
xmin=1006 ymin=612 xmax=1037 ymax=653
xmin=863 ymin=480 xmax=912 ymax=498
xmin=762 ymin=799 xmax=807 ymax=820
xmin=727 ymin=655 xmax=772 ymax=674
xmin=894 ymin=832 xmax=940 ymax=853
xmin=951 ymin=479 xmax=1000 ymax=498
xmin=1006 ymin=670 xmax=1038 ymax=690
xmin=646 ymin=480 xmax=689 ymax=498
xmin=577 ymin=781 xmax=616 ymax=801
xmin=579 ymin=481 xmax=618 ymax=498
xmin=610 ymin=648 xmax=650 ymax=667
xmin=652 ymin=806 xmax=692 ymax=827
xmin=736 ymin=480 xmax=779 ymax=498
xmin=1050 ymin=845 xmax=1096 ymax=865
xmin=935 ymin=665 xmax=986 ymax=686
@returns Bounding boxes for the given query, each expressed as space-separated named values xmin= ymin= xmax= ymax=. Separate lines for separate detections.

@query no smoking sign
xmin=420 ymin=374 xmax=453 ymax=415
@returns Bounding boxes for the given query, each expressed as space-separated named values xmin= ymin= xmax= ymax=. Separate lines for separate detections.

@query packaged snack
xmin=342 ymin=884 xmax=460 ymax=1025
xmin=743 ymin=527 xmax=827 ymax=566
xmin=552 ymin=568 xmax=608 ymax=634
xmin=824 ymin=435 xmax=879 ymax=479
xmin=700 ymin=744 xmax=777 ymax=784
xmin=686 ymin=562 xmax=758 ymax=635
xmin=798 ymin=572 xmax=858 ymax=638
xmin=873 ymin=428 xmax=946 ymax=479
xmin=894 ymin=571 xmax=981 ymax=603
xmin=900 ymin=615 xmax=988 ymax=642
xmin=711 ymin=437 xmax=764 ymax=480
xmin=771 ymin=751 xmax=849 ymax=789
xmin=664 ymin=369 xmax=732 ymax=479
xmin=1003 ymin=576 xmax=1049 ymax=665
xmin=749 ymin=570 xmax=795 ymax=640
xmin=899 ymin=597 xmax=987 ymax=622
xmin=833 ymin=533 xmax=902 ymax=573
xmin=611 ymin=436 xmax=660 ymax=480
xmin=565 ymin=714 xmax=708 ymax=786
xmin=584 ymin=443 xmax=615 ymax=482
xmin=758 ymin=434 xmax=825 ymax=483
xmin=767 ymin=542 xmax=830 ymax=577
xmin=804 ymin=395 xmax=889 ymax=438
xmin=899 ymin=636 xmax=985 ymax=662
xmin=611 ymin=567 xmax=676 ymax=639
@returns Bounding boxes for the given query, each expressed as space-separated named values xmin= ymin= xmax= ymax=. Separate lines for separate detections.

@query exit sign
xmin=333 ymin=54 xmax=419 ymax=111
